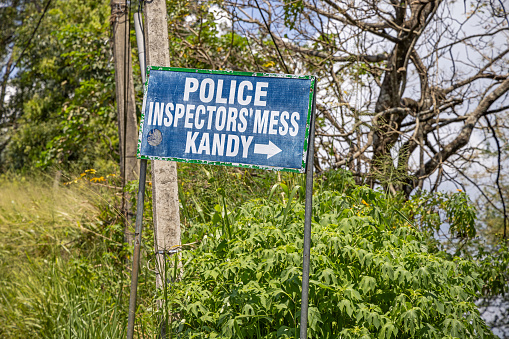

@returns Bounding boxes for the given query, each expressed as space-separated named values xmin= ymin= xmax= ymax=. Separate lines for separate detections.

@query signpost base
xmin=127 ymin=159 xmax=148 ymax=339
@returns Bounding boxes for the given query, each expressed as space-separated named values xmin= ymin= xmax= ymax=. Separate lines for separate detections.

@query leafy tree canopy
xmin=1 ymin=0 xmax=118 ymax=172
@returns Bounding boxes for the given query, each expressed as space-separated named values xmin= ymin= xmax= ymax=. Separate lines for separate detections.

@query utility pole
xmin=143 ymin=0 xmax=181 ymax=335
xmin=110 ymin=0 xmax=140 ymax=245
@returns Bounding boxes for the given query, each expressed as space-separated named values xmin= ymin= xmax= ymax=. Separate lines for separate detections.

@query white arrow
xmin=253 ymin=141 xmax=282 ymax=159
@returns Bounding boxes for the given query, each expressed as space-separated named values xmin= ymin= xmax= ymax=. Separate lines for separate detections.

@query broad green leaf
xmin=339 ymin=299 xmax=354 ymax=317
xmin=308 ymin=307 xmax=322 ymax=332
xmin=344 ymin=287 xmax=362 ymax=301
xmin=379 ymin=322 xmax=398 ymax=339
xmin=359 ymin=276 xmax=376 ymax=295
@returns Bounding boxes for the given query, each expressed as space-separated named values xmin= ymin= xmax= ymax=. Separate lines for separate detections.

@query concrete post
xmin=143 ymin=0 xmax=181 ymax=335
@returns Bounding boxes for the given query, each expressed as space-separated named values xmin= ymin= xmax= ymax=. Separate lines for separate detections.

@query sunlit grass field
xmin=0 ymin=173 xmax=130 ymax=338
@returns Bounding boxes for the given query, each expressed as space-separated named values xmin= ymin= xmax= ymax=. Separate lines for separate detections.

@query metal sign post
xmin=300 ymin=86 xmax=316 ymax=338
xmin=126 ymin=67 xmax=316 ymax=338
xmin=127 ymin=158 xmax=147 ymax=339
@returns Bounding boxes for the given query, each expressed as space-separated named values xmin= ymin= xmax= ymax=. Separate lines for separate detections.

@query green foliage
xmin=475 ymin=242 xmax=509 ymax=335
xmin=166 ymin=0 xmax=264 ymax=71
xmin=1 ymin=0 xmax=117 ymax=173
xmin=0 ymin=168 xmax=499 ymax=338
xmin=177 ymin=164 xmax=293 ymax=225
xmin=37 ymin=23 xmax=117 ymax=169
xmin=167 ymin=184 xmax=493 ymax=338
xmin=402 ymin=186 xmax=509 ymax=335
xmin=370 ymin=151 xmax=414 ymax=195
xmin=404 ymin=190 xmax=477 ymax=251
xmin=282 ymin=0 xmax=304 ymax=30
xmin=476 ymin=243 xmax=509 ymax=298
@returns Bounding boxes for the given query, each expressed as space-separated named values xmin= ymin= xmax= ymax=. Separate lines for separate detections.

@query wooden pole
xmin=143 ymin=1 xmax=181 ymax=336
xmin=110 ymin=0 xmax=140 ymax=245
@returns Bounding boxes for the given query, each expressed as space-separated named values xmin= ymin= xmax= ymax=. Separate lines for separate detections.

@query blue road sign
xmin=137 ymin=67 xmax=316 ymax=172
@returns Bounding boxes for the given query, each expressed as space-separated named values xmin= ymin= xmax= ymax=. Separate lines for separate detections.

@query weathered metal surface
xmin=138 ymin=67 xmax=316 ymax=173
xmin=300 ymin=84 xmax=316 ymax=339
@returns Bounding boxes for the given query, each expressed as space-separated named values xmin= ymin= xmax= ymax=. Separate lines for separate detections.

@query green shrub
xmin=168 ymin=186 xmax=494 ymax=338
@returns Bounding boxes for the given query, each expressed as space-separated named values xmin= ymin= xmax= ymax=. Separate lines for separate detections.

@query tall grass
xmin=0 ymin=174 xmax=97 ymax=258
xmin=0 ymin=173 xmax=129 ymax=338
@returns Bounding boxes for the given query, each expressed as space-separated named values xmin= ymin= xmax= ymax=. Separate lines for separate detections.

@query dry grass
xmin=0 ymin=173 xmax=128 ymax=338
xmin=0 ymin=174 xmax=101 ymax=260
